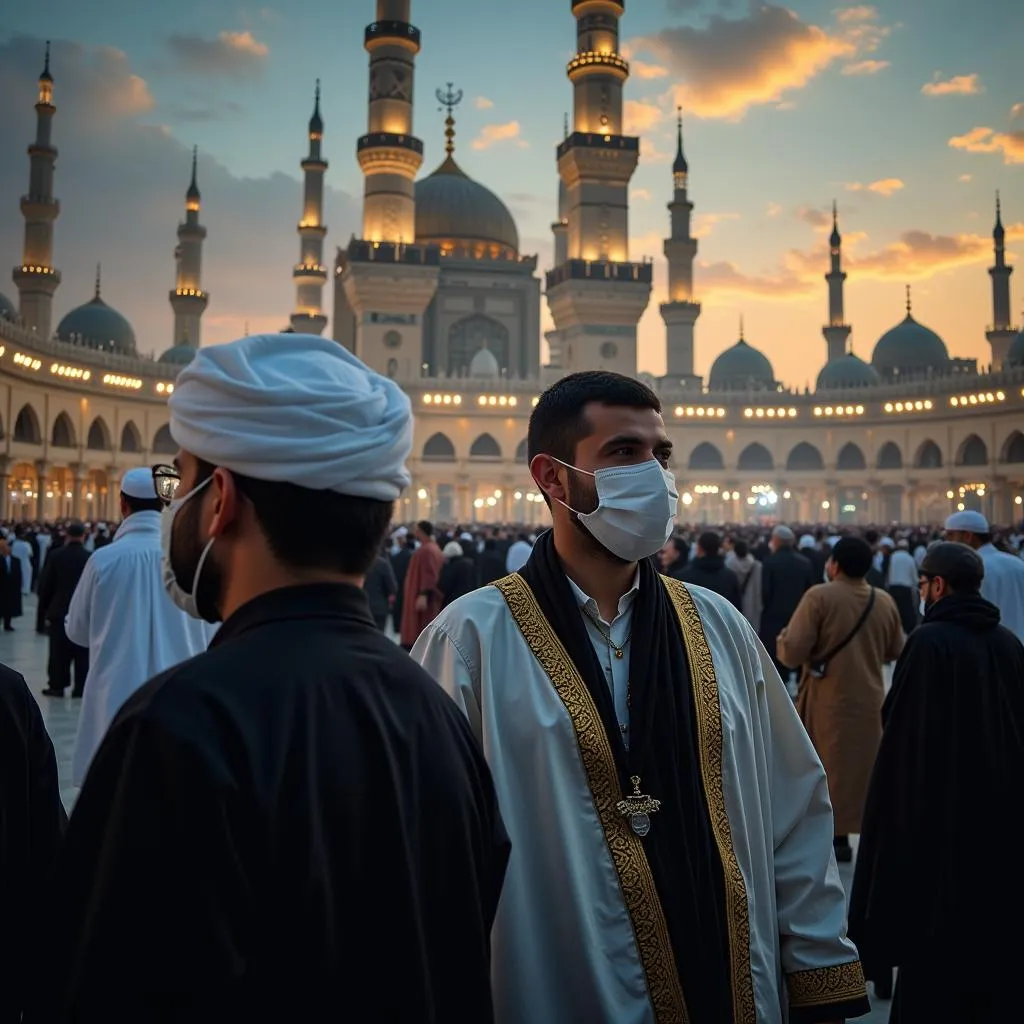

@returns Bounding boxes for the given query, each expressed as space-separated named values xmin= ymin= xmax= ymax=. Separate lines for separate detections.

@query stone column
xmin=71 ymin=463 xmax=87 ymax=519
xmin=33 ymin=460 xmax=50 ymax=522
xmin=107 ymin=466 xmax=123 ymax=521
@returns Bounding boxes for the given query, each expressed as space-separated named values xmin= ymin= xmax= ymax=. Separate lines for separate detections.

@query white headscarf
xmin=169 ymin=333 xmax=412 ymax=500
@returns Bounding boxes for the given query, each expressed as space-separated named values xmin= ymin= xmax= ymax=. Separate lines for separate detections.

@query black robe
xmin=0 ymin=664 xmax=66 ymax=1024
xmin=849 ymin=592 xmax=1024 ymax=1015
xmin=28 ymin=583 xmax=509 ymax=1023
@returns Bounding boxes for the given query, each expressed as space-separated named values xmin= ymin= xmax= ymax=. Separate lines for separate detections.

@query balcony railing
xmin=546 ymin=258 xmax=652 ymax=289
xmin=357 ymin=132 xmax=424 ymax=156
xmin=365 ymin=20 xmax=421 ymax=48
xmin=557 ymin=131 xmax=639 ymax=160
xmin=347 ymin=239 xmax=440 ymax=267
xmin=566 ymin=51 xmax=629 ymax=77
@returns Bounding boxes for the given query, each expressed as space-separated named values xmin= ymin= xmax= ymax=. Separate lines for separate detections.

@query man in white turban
xmin=33 ymin=335 xmax=508 ymax=1023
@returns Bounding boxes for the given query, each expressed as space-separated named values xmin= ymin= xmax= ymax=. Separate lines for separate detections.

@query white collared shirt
xmin=566 ymin=570 xmax=640 ymax=747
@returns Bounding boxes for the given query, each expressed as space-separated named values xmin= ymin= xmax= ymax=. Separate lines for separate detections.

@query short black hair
xmin=66 ymin=520 xmax=86 ymax=539
xmin=698 ymin=531 xmax=721 ymax=557
xmin=733 ymin=539 xmax=749 ymax=559
xmin=196 ymin=460 xmax=392 ymax=576
xmin=921 ymin=541 xmax=983 ymax=593
xmin=527 ymin=371 xmax=661 ymax=466
xmin=416 ymin=520 xmax=434 ymax=537
xmin=863 ymin=528 xmax=879 ymax=546
xmin=122 ymin=493 xmax=164 ymax=515
xmin=831 ymin=537 xmax=873 ymax=579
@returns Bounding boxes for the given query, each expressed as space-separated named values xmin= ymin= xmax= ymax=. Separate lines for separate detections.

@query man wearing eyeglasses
xmin=28 ymin=334 xmax=508 ymax=1024
xmin=850 ymin=541 xmax=1024 ymax=1020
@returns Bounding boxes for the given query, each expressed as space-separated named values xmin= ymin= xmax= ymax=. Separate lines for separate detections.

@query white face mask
xmin=160 ymin=475 xmax=216 ymax=620
xmin=551 ymin=457 xmax=678 ymax=563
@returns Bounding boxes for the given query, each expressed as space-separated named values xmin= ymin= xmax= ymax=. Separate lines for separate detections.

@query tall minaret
xmin=822 ymin=201 xmax=851 ymax=364
xmin=551 ymin=113 xmax=570 ymax=268
xmin=169 ymin=147 xmax=209 ymax=350
xmin=661 ymin=111 xmax=701 ymax=381
xmin=291 ymin=81 xmax=329 ymax=335
xmin=986 ymin=192 xmax=1016 ymax=370
xmin=545 ymin=0 xmax=651 ymax=377
xmin=13 ymin=42 xmax=61 ymax=339
xmin=339 ymin=0 xmax=439 ymax=377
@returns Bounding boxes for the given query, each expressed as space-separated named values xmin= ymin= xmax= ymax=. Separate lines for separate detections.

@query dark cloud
xmin=0 ymin=36 xmax=358 ymax=356
xmin=164 ymin=30 xmax=269 ymax=79
xmin=164 ymin=100 xmax=245 ymax=123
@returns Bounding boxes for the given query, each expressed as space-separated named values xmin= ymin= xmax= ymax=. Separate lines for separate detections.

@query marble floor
xmin=2 ymin=595 xmax=893 ymax=1021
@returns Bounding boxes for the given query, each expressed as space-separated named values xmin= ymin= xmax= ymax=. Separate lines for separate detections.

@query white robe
xmin=11 ymin=538 xmax=33 ymax=595
xmin=413 ymin=578 xmax=863 ymax=1024
xmin=66 ymin=511 xmax=216 ymax=786
xmin=978 ymin=543 xmax=1024 ymax=643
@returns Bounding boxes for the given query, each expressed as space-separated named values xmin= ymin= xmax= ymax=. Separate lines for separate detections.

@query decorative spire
xmin=436 ymin=82 xmax=463 ymax=158
xmin=94 ymin=262 xmax=102 ymax=300
xmin=309 ymin=78 xmax=323 ymax=136
xmin=995 ymin=189 xmax=1005 ymax=242
xmin=830 ymin=199 xmax=841 ymax=248
xmin=41 ymin=40 xmax=52 ymax=83
xmin=673 ymin=107 xmax=688 ymax=176
xmin=739 ymin=313 xmax=745 ymax=342
xmin=905 ymin=283 xmax=912 ymax=317
xmin=186 ymin=145 xmax=200 ymax=201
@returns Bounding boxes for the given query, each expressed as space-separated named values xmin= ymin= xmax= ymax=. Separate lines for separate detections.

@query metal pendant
xmin=630 ymin=812 xmax=651 ymax=837
xmin=616 ymin=775 xmax=661 ymax=837
xmin=614 ymin=649 xmax=624 ymax=659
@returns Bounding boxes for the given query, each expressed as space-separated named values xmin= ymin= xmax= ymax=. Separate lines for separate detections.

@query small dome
xmin=816 ymin=353 xmax=880 ymax=391
xmin=1007 ymin=328 xmax=1024 ymax=369
xmin=871 ymin=313 xmax=949 ymax=376
xmin=0 ymin=291 xmax=16 ymax=322
xmin=158 ymin=344 xmax=197 ymax=366
xmin=415 ymin=156 xmax=519 ymax=257
xmin=56 ymin=289 xmax=137 ymax=356
xmin=708 ymin=338 xmax=775 ymax=391
xmin=469 ymin=345 xmax=500 ymax=379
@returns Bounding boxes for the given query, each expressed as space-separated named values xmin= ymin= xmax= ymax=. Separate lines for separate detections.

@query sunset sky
xmin=1 ymin=0 xmax=1021 ymax=387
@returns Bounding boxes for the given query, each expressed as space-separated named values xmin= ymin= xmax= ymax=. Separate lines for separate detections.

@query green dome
xmin=415 ymin=156 xmax=519 ymax=257
xmin=871 ymin=313 xmax=948 ymax=376
xmin=57 ymin=293 xmax=137 ymax=356
xmin=0 ymin=291 xmax=16 ymax=322
xmin=158 ymin=344 xmax=198 ymax=366
xmin=708 ymin=338 xmax=775 ymax=391
xmin=816 ymin=353 xmax=880 ymax=390
xmin=1007 ymin=328 xmax=1024 ymax=369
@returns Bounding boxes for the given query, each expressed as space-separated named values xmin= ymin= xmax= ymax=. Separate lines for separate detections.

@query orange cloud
xmin=846 ymin=177 xmax=905 ymax=197
xmin=766 ymin=202 xmax=782 ymax=218
xmin=836 ymin=5 xmax=880 ymax=24
xmin=959 ymin=173 xmax=973 ymax=183
xmin=624 ymin=99 xmax=664 ymax=134
xmin=472 ymin=120 xmax=522 ymax=150
xmin=692 ymin=212 xmax=741 ymax=239
xmin=842 ymin=59 xmax=890 ymax=75
xmin=165 ymin=29 xmax=269 ymax=77
xmin=631 ymin=188 xmax=652 ymax=202
xmin=922 ymin=73 xmax=983 ymax=97
xmin=475 ymin=96 xmax=494 ymax=110
xmin=633 ymin=59 xmax=669 ymax=80
xmin=1010 ymin=102 xmax=1024 ymax=120
xmin=949 ymin=126 xmax=1024 ymax=164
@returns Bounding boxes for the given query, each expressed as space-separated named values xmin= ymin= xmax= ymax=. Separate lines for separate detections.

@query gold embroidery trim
xmin=662 ymin=577 xmax=757 ymax=1024
xmin=786 ymin=960 xmax=867 ymax=1008
xmin=493 ymin=573 xmax=689 ymax=1024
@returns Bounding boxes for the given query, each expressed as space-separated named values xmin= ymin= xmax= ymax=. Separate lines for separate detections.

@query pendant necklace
xmin=584 ymin=609 xmax=660 ymax=837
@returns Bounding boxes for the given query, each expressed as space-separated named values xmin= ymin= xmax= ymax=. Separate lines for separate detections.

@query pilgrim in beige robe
xmin=776 ymin=578 xmax=904 ymax=835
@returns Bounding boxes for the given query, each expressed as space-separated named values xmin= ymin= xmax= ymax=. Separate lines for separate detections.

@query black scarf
xmin=519 ymin=530 xmax=732 ymax=1021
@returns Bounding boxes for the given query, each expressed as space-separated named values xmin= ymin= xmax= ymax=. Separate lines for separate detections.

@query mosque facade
xmin=2 ymin=2 xmax=1024 ymax=527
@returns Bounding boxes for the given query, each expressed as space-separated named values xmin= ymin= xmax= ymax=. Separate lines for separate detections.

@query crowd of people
xmin=0 ymin=334 xmax=1020 ymax=1022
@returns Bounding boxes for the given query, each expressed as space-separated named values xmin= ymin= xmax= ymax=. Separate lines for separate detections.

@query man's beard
xmin=565 ymin=470 xmax=630 ymax=566
xmin=170 ymin=493 xmax=224 ymax=622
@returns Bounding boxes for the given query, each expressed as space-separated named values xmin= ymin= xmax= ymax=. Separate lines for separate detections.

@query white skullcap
xmin=772 ymin=525 xmax=795 ymax=543
xmin=798 ymin=534 xmax=816 ymax=550
xmin=945 ymin=510 xmax=989 ymax=533
xmin=121 ymin=467 xmax=158 ymax=500
xmin=827 ymin=535 xmax=841 ymax=548
xmin=459 ymin=532 xmax=473 ymax=542
xmin=443 ymin=541 xmax=464 ymax=559
xmin=879 ymin=536 xmax=895 ymax=549
xmin=168 ymin=334 xmax=412 ymax=500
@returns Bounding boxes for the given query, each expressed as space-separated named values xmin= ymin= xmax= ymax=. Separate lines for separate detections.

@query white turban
xmin=169 ymin=334 xmax=412 ymax=500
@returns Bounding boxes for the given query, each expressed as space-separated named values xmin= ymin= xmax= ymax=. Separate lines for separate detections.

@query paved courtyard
xmin=3 ymin=595 xmax=893 ymax=1020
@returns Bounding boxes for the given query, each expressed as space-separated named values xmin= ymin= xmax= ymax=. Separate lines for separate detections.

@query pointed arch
xmin=1001 ymin=430 xmax=1024 ymax=464
xmin=914 ymin=439 xmax=943 ymax=469
xmin=152 ymin=424 xmax=177 ymax=455
xmin=469 ymin=433 xmax=502 ymax=459
xmin=51 ymin=411 xmax=76 ymax=448
xmin=877 ymin=441 xmax=902 ymax=470
xmin=955 ymin=434 xmax=988 ymax=467
xmin=688 ymin=442 xmax=724 ymax=471
xmin=836 ymin=442 xmax=866 ymax=471
xmin=785 ymin=442 xmax=823 ymax=472
xmin=86 ymin=416 xmax=112 ymax=451
xmin=120 ymin=420 xmax=142 ymax=453
xmin=13 ymin=404 xmax=41 ymax=445
xmin=514 ymin=438 xmax=528 ymax=464
xmin=737 ymin=442 xmax=774 ymax=472
xmin=422 ymin=432 xmax=456 ymax=462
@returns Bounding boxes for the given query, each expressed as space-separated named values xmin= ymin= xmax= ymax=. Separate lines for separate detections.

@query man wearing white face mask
xmin=65 ymin=467 xmax=215 ymax=786
xmin=413 ymin=371 xmax=868 ymax=1024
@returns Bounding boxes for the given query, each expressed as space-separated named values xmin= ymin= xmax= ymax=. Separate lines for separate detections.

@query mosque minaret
xmin=661 ymin=111 xmax=701 ymax=383
xmin=290 ymin=81 xmax=329 ymax=335
xmin=167 ymin=147 xmax=208 ymax=356
xmin=545 ymin=0 xmax=652 ymax=376
xmin=822 ymin=202 xmax=852 ymax=364
xmin=338 ymin=0 xmax=439 ymax=376
xmin=986 ymin=193 xmax=1017 ymax=370
xmin=13 ymin=42 xmax=61 ymax=341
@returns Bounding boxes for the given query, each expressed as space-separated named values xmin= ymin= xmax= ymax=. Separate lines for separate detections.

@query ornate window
xmin=600 ymin=341 xmax=618 ymax=360
xmin=87 ymin=417 xmax=111 ymax=451
xmin=383 ymin=330 xmax=402 ymax=349
xmin=448 ymin=314 xmax=509 ymax=377
xmin=51 ymin=412 xmax=76 ymax=448
xmin=13 ymin=405 xmax=41 ymax=445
